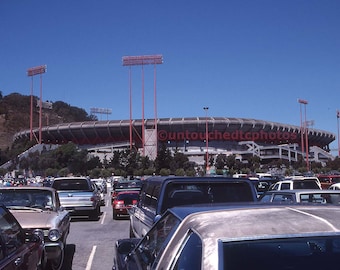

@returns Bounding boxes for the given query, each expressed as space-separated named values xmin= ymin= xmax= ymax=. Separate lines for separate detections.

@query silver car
xmin=0 ymin=186 xmax=70 ymax=270
xmin=114 ymin=204 xmax=340 ymax=269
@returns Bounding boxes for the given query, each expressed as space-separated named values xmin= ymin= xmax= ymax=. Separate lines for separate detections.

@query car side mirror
xmin=117 ymin=240 xmax=138 ymax=255
xmin=154 ymin=214 xmax=162 ymax=223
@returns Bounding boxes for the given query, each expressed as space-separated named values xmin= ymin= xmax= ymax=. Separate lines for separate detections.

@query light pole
xmin=27 ymin=65 xmax=46 ymax=144
xmin=337 ymin=110 xmax=340 ymax=157
xmin=298 ymin=99 xmax=309 ymax=171
xmin=203 ymin=107 xmax=209 ymax=173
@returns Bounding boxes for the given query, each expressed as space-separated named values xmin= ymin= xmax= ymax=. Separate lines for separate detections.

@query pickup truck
xmin=129 ymin=176 xmax=258 ymax=238
xmin=51 ymin=176 xmax=101 ymax=220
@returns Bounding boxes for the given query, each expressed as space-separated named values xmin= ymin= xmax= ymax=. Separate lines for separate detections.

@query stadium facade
xmin=13 ymin=117 xmax=336 ymax=166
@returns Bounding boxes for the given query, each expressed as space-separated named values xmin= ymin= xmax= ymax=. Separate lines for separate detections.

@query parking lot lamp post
xmin=298 ymin=99 xmax=309 ymax=171
xmin=203 ymin=107 xmax=209 ymax=173
xmin=337 ymin=110 xmax=340 ymax=156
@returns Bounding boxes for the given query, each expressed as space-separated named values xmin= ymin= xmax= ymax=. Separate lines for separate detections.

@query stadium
xmin=13 ymin=116 xmax=336 ymax=166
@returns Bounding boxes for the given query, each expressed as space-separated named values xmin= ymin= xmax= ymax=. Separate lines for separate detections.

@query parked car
xmin=129 ymin=176 xmax=258 ymax=238
xmin=91 ymin=179 xmax=106 ymax=206
xmin=268 ymin=177 xmax=321 ymax=191
xmin=328 ymin=183 xmax=340 ymax=190
xmin=0 ymin=204 xmax=43 ymax=270
xmin=259 ymin=189 xmax=340 ymax=204
xmin=111 ymin=179 xmax=142 ymax=203
xmin=0 ymin=186 xmax=70 ymax=270
xmin=113 ymin=204 xmax=340 ymax=270
xmin=317 ymin=174 xmax=340 ymax=189
xmin=51 ymin=177 xmax=101 ymax=220
xmin=112 ymin=191 xmax=139 ymax=219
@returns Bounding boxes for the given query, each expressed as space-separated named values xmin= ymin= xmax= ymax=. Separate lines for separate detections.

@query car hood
xmin=9 ymin=210 xmax=58 ymax=228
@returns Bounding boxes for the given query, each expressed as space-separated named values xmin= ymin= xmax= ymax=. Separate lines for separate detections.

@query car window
xmin=172 ymin=231 xmax=202 ymax=270
xmin=272 ymin=194 xmax=294 ymax=203
xmin=223 ymin=236 xmax=340 ymax=270
xmin=52 ymin=179 xmax=89 ymax=190
xmin=281 ymin=183 xmax=290 ymax=190
xmin=0 ymin=190 xmax=53 ymax=210
xmin=293 ymin=181 xmax=319 ymax=189
xmin=0 ymin=207 xmax=24 ymax=256
xmin=162 ymin=182 xmax=254 ymax=213
xmin=135 ymin=212 xmax=181 ymax=268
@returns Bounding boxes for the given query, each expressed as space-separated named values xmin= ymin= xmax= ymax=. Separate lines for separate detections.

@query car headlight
xmin=48 ymin=229 xmax=61 ymax=242
xmin=33 ymin=229 xmax=44 ymax=242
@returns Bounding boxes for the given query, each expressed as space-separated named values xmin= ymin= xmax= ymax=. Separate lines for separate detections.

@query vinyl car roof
xmin=167 ymin=203 xmax=340 ymax=239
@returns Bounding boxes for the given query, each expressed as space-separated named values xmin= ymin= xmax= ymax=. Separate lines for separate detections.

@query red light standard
xmin=298 ymin=98 xmax=309 ymax=171
xmin=337 ymin=110 xmax=340 ymax=157
xmin=203 ymin=107 xmax=209 ymax=173
xmin=122 ymin=55 xmax=163 ymax=157
xmin=27 ymin=65 xmax=46 ymax=144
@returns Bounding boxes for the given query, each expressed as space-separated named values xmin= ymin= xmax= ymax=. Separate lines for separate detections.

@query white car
xmin=329 ymin=183 xmax=340 ymax=190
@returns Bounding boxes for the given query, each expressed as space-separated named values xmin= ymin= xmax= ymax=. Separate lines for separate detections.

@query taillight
xmin=114 ymin=200 xmax=124 ymax=209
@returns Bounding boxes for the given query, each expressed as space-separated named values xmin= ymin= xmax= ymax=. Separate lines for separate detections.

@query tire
xmin=113 ymin=210 xmax=117 ymax=220
xmin=89 ymin=205 xmax=100 ymax=221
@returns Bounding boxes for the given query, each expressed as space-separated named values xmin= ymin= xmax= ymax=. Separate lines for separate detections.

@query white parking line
xmin=85 ymin=245 xmax=97 ymax=270
xmin=101 ymin=212 xmax=106 ymax=225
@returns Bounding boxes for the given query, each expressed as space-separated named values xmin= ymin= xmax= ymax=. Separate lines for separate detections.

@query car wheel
xmin=89 ymin=205 xmax=100 ymax=220
xmin=113 ymin=210 xmax=117 ymax=219
xmin=46 ymin=248 xmax=64 ymax=270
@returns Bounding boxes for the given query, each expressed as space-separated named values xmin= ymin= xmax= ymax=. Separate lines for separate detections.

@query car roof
xmin=143 ymin=176 xmax=253 ymax=184
xmin=169 ymin=204 xmax=340 ymax=240
xmin=0 ymin=186 xmax=56 ymax=192
xmin=116 ymin=190 xmax=140 ymax=195
xmin=264 ymin=189 xmax=340 ymax=194
xmin=53 ymin=176 xmax=87 ymax=180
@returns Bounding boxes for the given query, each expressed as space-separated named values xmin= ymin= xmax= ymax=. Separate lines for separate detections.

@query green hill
xmin=0 ymin=92 xmax=96 ymax=150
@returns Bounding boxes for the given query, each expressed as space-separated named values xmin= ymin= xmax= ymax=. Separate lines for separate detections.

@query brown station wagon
xmin=0 ymin=187 xmax=70 ymax=270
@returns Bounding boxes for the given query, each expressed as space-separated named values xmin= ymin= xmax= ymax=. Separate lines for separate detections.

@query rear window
xmin=223 ymin=236 xmax=340 ymax=269
xmin=162 ymin=182 xmax=254 ymax=213
xmin=116 ymin=193 xmax=139 ymax=200
xmin=293 ymin=180 xmax=319 ymax=189
xmin=52 ymin=179 xmax=90 ymax=191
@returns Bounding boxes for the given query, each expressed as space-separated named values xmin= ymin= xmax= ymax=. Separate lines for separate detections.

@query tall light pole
xmin=27 ymin=65 xmax=46 ymax=144
xmin=298 ymin=98 xmax=309 ymax=171
xmin=122 ymin=55 xmax=163 ymax=157
xmin=337 ymin=110 xmax=340 ymax=157
xmin=203 ymin=107 xmax=209 ymax=173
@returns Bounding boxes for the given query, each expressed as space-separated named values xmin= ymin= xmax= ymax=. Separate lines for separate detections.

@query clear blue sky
xmin=1 ymin=1 xmax=340 ymax=151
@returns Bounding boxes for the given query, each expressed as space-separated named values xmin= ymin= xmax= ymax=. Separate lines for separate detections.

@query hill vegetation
xmin=0 ymin=91 xmax=96 ymax=163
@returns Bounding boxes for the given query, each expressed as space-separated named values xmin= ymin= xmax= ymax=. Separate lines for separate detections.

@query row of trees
xmin=2 ymin=141 xmax=340 ymax=179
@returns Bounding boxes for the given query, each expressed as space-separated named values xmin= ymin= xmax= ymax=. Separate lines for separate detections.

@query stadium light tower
xmin=298 ymin=98 xmax=309 ymax=171
xmin=337 ymin=110 xmax=340 ymax=157
xmin=27 ymin=65 xmax=47 ymax=144
xmin=122 ymin=55 xmax=163 ymax=158
xmin=203 ymin=107 xmax=209 ymax=173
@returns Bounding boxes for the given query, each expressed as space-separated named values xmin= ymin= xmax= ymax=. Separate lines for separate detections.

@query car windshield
xmin=0 ymin=189 xmax=53 ymax=210
xmin=223 ymin=236 xmax=340 ymax=270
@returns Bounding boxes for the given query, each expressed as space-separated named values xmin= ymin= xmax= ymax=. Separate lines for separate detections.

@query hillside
xmin=0 ymin=92 xmax=96 ymax=150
